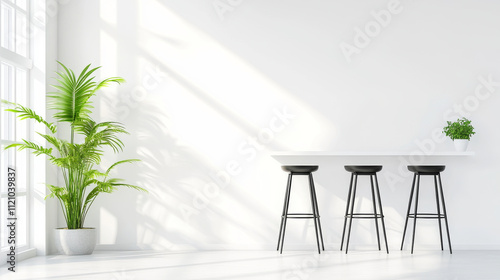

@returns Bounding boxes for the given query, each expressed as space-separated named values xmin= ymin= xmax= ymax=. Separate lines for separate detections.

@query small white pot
xmin=453 ymin=139 xmax=469 ymax=152
xmin=54 ymin=228 xmax=96 ymax=255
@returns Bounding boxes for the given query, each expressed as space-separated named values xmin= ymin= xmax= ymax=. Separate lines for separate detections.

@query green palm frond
xmin=92 ymin=126 xmax=126 ymax=152
xmin=72 ymin=118 xmax=97 ymax=135
xmin=93 ymin=77 xmax=125 ymax=93
xmin=81 ymin=179 xmax=117 ymax=222
xmin=2 ymin=100 xmax=57 ymax=134
xmin=50 ymin=157 xmax=71 ymax=169
xmin=71 ymin=143 xmax=103 ymax=165
xmin=77 ymin=120 xmax=129 ymax=153
xmin=6 ymin=140 xmax=54 ymax=158
xmin=110 ymin=182 xmax=146 ymax=192
xmin=49 ymin=62 xmax=99 ymax=124
xmin=48 ymin=62 xmax=125 ymax=128
xmin=0 ymin=99 xmax=14 ymax=106
xmin=105 ymin=159 xmax=141 ymax=175
xmin=46 ymin=184 xmax=68 ymax=200
xmin=83 ymin=185 xmax=103 ymax=211
xmin=36 ymin=132 xmax=69 ymax=154
xmin=84 ymin=169 xmax=107 ymax=180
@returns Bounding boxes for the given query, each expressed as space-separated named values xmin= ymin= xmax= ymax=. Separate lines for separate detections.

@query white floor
xmin=1 ymin=250 xmax=499 ymax=280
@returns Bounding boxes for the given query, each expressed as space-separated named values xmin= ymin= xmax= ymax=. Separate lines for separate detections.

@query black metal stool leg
xmin=308 ymin=174 xmax=322 ymax=254
xmin=310 ymin=175 xmax=325 ymax=251
xmin=369 ymin=175 xmax=382 ymax=251
xmin=374 ymin=174 xmax=389 ymax=254
xmin=401 ymin=173 xmax=417 ymax=250
xmin=438 ymin=173 xmax=453 ymax=254
xmin=433 ymin=175 xmax=444 ymax=251
xmin=345 ymin=174 xmax=359 ymax=254
xmin=277 ymin=173 xmax=292 ymax=251
xmin=410 ymin=174 xmax=421 ymax=254
xmin=340 ymin=173 xmax=354 ymax=251
xmin=278 ymin=173 xmax=293 ymax=254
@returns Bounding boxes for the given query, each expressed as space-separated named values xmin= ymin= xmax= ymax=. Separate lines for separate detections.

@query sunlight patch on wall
xmin=100 ymin=0 xmax=117 ymax=26
xmin=98 ymin=0 xmax=118 ymax=122
xmin=99 ymin=208 xmax=117 ymax=244
xmin=136 ymin=0 xmax=335 ymax=154
xmin=99 ymin=30 xmax=117 ymax=82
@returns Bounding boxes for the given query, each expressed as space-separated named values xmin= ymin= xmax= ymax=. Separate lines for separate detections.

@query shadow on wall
xmin=97 ymin=78 xmax=291 ymax=250
xmin=87 ymin=0 xmax=371 ymax=250
xmin=76 ymin=0 xmax=486 ymax=251
xmin=81 ymin=0 xmax=326 ymax=250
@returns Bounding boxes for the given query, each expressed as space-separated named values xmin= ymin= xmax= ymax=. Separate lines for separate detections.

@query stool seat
xmin=408 ymin=165 xmax=445 ymax=174
xmin=344 ymin=165 xmax=382 ymax=173
xmin=282 ymin=165 xmax=319 ymax=173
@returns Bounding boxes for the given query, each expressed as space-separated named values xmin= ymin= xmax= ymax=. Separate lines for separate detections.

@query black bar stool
xmin=277 ymin=165 xmax=324 ymax=254
xmin=401 ymin=165 xmax=452 ymax=254
xmin=341 ymin=165 xmax=389 ymax=254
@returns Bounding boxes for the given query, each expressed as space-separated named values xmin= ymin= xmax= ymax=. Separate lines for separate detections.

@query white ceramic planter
xmin=54 ymin=228 xmax=96 ymax=255
xmin=453 ymin=139 xmax=469 ymax=152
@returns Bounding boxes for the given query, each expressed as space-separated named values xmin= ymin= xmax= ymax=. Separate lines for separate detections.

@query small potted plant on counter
xmin=442 ymin=117 xmax=475 ymax=152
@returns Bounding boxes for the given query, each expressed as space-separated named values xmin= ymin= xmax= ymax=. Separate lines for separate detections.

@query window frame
xmin=0 ymin=0 xmax=34 ymax=262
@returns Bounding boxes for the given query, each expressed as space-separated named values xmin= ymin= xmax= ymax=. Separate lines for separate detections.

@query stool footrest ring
xmin=283 ymin=213 xmax=320 ymax=219
xmin=408 ymin=213 xmax=446 ymax=219
xmin=281 ymin=213 xmax=319 ymax=219
xmin=346 ymin=213 xmax=384 ymax=219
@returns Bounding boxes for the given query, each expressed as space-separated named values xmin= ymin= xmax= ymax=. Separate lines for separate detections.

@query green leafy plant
xmin=2 ymin=62 xmax=146 ymax=229
xmin=442 ymin=117 xmax=475 ymax=140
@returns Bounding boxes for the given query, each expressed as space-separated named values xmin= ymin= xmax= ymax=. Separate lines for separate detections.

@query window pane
xmin=1 ymin=149 xmax=15 ymax=193
xmin=14 ymin=68 xmax=27 ymax=192
xmin=1 ymin=63 xmax=9 ymax=140
xmin=15 ymin=11 xmax=28 ymax=56
xmin=15 ymin=68 xmax=27 ymax=142
xmin=0 ymin=0 xmax=31 ymax=254
xmin=14 ymin=150 xmax=26 ymax=192
xmin=1 ymin=62 xmax=15 ymax=141
xmin=16 ymin=195 xmax=27 ymax=247
xmin=0 ymin=151 xmax=3 ymax=193
xmin=0 ymin=197 xmax=6 ymax=248
xmin=0 ymin=62 xmax=9 ymax=100
xmin=1 ymin=151 xmax=8 ymax=193
xmin=1 ymin=62 xmax=18 ymax=194
xmin=0 ymin=3 xmax=15 ymax=51
xmin=0 ymin=64 xmax=2 ymax=148
xmin=15 ymin=67 xmax=26 ymax=104
xmin=16 ymin=0 xmax=27 ymax=11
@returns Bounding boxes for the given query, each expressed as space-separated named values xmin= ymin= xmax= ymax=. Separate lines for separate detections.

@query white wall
xmin=55 ymin=0 xmax=500 ymax=251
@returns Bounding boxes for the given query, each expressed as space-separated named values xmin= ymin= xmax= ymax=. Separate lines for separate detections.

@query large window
xmin=1 ymin=0 xmax=31 ymax=255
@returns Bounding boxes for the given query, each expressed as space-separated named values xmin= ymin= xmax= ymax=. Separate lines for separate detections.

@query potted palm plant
xmin=3 ymin=62 xmax=146 ymax=255
xmin=442 ymin=117 xmax=475 ymax=152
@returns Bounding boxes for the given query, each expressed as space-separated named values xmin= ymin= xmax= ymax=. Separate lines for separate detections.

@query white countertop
xmin=271 ymin=151 xmax=475 ymax=156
